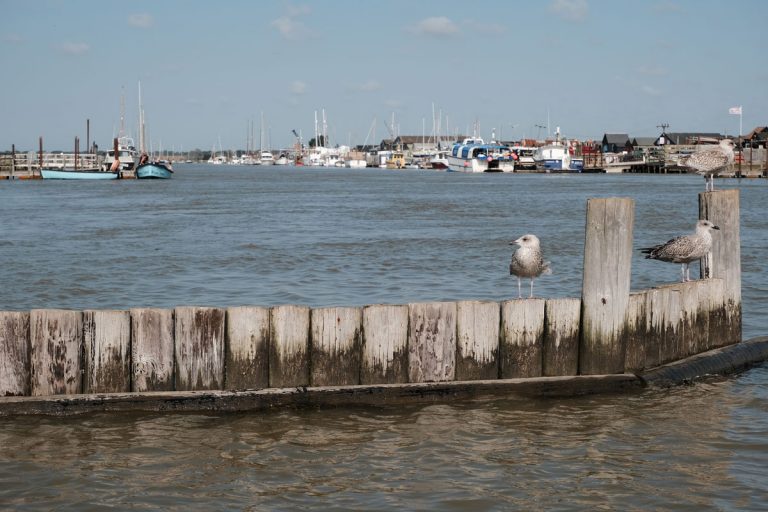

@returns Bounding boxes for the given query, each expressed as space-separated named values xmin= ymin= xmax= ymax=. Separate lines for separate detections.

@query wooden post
xmin=455 ymin=300 xmax=499 ymax=381
xmin=310 ymin=306 xmax=362 ymax=386
xmin=624 ymin=292 xmax=648 ymax=372
xmin=29 ymin=309 xmax=82 ymax=396
xmin=131 ymin=308 xmax=174 ymax=392
xmin=225 ymin=306 xmax=270 ymax=390
xmin=408 ymin=302 xmax=456 ymax=383
xmin=0 ymin=311 xmax=30 ymax=396
xmin=360 ymin=304 xmax=409 ymax=385
xmin=580 ymin=197 xmax=634 ymax=375
xmin=174 ymin=306 xmax=225 ymax=391
xmin=699 ymin=189 xmax=741 ymax=345
xmin=83 ymin=310 xmax=131 ymax=393
xmin=500 ymin=299 xmax=545 ymax=378
xmin=269 ymin=305 xmax=310 ymax=388
xmin=542 ymin=298 xmax=581 ymax=377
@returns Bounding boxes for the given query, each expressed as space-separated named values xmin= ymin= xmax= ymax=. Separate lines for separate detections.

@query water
xmin=1 ymin=166 xmax=767 ymax=510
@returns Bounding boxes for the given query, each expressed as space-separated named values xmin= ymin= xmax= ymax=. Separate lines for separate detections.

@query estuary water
xmin=1 ymin=166 xmax=767 ymax=510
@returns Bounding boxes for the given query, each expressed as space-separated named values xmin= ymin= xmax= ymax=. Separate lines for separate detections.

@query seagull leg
xmin=680 ymin=263 xmax=687 ymax=282
xmin=529 ymin=278 xmax=535 ymax=299
xmin=517 ymin=277 xmax=522 ymax=299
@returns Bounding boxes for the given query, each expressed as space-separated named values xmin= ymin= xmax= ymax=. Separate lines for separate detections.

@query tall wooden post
xmin=699 ymin=189 xmax=741 ymax=344
xmin=579 ymin=197 xmax=634 ymax=375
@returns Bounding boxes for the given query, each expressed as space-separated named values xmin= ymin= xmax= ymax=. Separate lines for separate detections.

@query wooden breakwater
xmin=0 ymin=191 xmax=745 ymax=412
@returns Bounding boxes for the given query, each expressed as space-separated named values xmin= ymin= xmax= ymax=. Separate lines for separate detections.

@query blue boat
xmin=136 ymin=159 xmax=173 ymax=179
xmin=41 ymin=167 xmax=118 ymax=180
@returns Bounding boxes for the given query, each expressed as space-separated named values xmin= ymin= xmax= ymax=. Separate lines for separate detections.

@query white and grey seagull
xmin=509 ymin=234 xmax=551 ymax=298
xmin=641 ymin=220 xmax=720 ymax=282
xmin=679 ymin=139 xmax=735 ymax=192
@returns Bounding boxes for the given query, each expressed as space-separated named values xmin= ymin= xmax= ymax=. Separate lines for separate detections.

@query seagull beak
xmin=713 ymin=225 xmax=720 ymax=230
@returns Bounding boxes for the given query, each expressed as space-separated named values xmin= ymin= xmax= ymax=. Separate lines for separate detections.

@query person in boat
xmin=139 ymin=153 xmax=149 ymax=165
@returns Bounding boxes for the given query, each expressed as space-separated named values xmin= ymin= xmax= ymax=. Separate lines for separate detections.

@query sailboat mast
xmin=138 ymin=81 xmax=146 ymax=154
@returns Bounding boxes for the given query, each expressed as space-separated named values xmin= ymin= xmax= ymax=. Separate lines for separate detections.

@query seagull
xmin=679 ymin=139 xmax=735 ymax=192
xmin=641 ymin=220 xmax=720 ymax=282
xmin=509 ymin=234 xmax=551 ymax=298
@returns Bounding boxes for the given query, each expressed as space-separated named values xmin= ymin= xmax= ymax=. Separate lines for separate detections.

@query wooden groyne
xmin=2 ymin=190 xmax=760 ymax=416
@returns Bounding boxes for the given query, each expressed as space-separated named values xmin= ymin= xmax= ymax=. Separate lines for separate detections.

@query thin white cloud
xmin=652 ymin=1 xmax=683 ymax=14
xmin=411 ymin=16 xmax=460 ymax=37
xmin=271 ymin=4 xmax=311 ymax=40
xmin=56 ymin=41 xmax=89 ymax=55
xmin=549 ymin=0 xmax=588 ymax=22
xmin=128 ymin=13 xmax=154 ymax=29
xmin=349 ymin=80 xmax=381 ymax=93
xmin=3 ymin=33 xmax=23 ymax=44
xmin=637 ymin=65 xmax=667 ymax=76
xmin=291 ymin=80 xmax=307 ymax=95
xmin=286 ymin=4 xmax=311 ymax=17
xmin=641 ymin=85 xmax=662 ymax=96
xmin=465 ymin=20 xmax=506 ymax=34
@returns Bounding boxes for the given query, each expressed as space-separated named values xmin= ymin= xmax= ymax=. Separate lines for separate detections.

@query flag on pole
xmin=729 ymin=106 xmax=742 ymax=115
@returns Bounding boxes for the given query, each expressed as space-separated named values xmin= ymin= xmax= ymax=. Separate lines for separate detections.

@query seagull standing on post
xmin=509 ymin=234 xmax=551 ymax=299
xmin=641 ymin=220 xmax=720 ymax=282
xmin=679 ymin=139 xmax=735 ymax=192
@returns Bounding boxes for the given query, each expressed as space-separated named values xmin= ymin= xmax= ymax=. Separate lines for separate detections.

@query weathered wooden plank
xmin=675 ymin=282 xmax=705 ymax=358
xmin=699 ymin=189 xmax=741 ymax=344
xmin=225 ymin=306 xmax=270 ymax=390
xmin=131 ymin=308 xmax=174 ymax=392
xmin=623 ymin=292 xmax=648 ymax=372
xmin=361 ymin=304 xmax=409 ymax=385
xmin=704 ymin=278 xmax=730 ymax=350
xmin=501 ymin=299 xmax=545 ymax=378
xmin=580 ymin=197 xmax=634 ymax=375
xmin=408 ymin=302 xmax=456 ymax=383
xmin=455 ymin=301 xmax=499 ymax=381
xmin=658 ymin=286 xmax=683 ymax=365
xmin=543 ymin=298 xmax=581 ymax=377
xmin=174 ymin=306 xmax=225 ymax=391
xmin=269 ymin=305 xmax=310 ymax=388
xmin=0 ymin=311 xmax=30 ymax=396
xmin=310 ymin=306 xmax=362 ymax=386
xmin=83 ymin=310 xmax=131 ymax=393
xmin=29 ymin=309 xmax=82 ymax=396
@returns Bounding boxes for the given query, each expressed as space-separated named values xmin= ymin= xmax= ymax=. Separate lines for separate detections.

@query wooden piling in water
xmin=83 ymin=310 xmax=131 ymax=393
xmin=500 ymin=299 xmax=545 ymax=378
xmin=360 ymin=304 xmax=409 ymax=385
xmin=408 ymin=302 xmax=456 ymax=383
xmin=269 ymin=305 xmax=310 ymax=388
xmin=225 ymin=306 xmax=270 ymax=390
xmin=30 ymin=309 xmax=82 ymax=396
xmin=131 ymin=308 xmax=174 ymax=392
xmin=0 ymin=311 xmax=30 ymax=396
xmin=174 ymin=306 xmax=225 ymax=391
xmin=310 ymin=306 xmax=362 ymax=386
xmin=699 ymin=189 xmax=741 ymax=345
xmin=543 ymin=298 xmax=581 ymax=376
xmin=580 ymin=197 xmax=635 ymax=375
xmin=456 ymin=300 xmax=500 ymax=381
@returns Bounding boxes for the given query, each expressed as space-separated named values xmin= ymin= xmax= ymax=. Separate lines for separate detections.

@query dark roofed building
xmin=743 ymin=126 xmax=768 ymax=147
xmin=601 ymin=133 xmax=630 ymax=153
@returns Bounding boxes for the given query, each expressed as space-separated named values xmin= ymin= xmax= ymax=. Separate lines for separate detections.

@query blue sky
xmin=2 ymin=0 xmax=766 ymax=152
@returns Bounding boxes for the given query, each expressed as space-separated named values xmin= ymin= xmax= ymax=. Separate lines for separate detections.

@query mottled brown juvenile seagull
xmin=641 ymin=220 xmax=720 ymax=282
xmin=509 ymin=234 xmax=551 ymax=299
xmin=679 ymin=139 xmax=735 ymax=192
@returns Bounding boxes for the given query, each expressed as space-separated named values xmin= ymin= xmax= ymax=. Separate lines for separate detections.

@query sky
xmin=1 ymin=0 xmax=766 ymax=152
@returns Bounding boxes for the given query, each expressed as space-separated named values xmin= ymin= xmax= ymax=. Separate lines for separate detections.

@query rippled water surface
xmin=1 ymin=366 xmax=767 ymax=510
xmin=1 ymin=166 xmax=767 ymax=509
